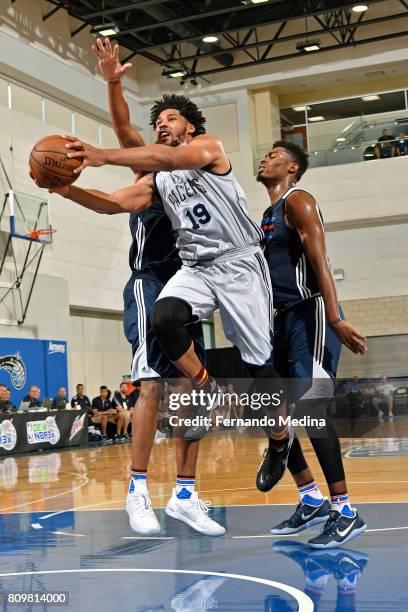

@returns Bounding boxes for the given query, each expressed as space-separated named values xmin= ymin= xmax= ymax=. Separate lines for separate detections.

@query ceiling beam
xmin=128 ymin=0 xmax=389 ymax=54
xmin=83 ymin=0 xmax=173 ymax=19
xmin=162 ymin=10 xmax=408 ymax=64
xmin=113 ymin=0 xmax=385 ymax=38
xmin=192 ymin=28 xmax=408 ymax=78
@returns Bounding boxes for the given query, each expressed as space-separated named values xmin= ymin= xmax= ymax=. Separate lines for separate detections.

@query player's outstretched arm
xmin=286 ymin=191 xmax=367 ymax=355
xmin=92 ymin=38 xmax=144 ymax=150
xmin=31 ymin=174 xmax=154 ymax=215
xmin=64 ymin=135 xmax=229 ymax=174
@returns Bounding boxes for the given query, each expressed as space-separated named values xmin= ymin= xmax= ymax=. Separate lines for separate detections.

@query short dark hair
xmin=76 ymin=383 xmax=84 ymax=388
xmin=100 ymin=385 xmax=108 ymax=391
xmin=272 ymin=140 xmax=309 ymax=179
xmin=150 ymin=94 xmax=206 ymax=136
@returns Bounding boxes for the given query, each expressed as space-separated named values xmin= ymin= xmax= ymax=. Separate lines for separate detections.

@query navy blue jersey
xmin=129 ymin=202 xmax=181 ymax=283
xmin=261 ymin=187 xmax=321 ymax=309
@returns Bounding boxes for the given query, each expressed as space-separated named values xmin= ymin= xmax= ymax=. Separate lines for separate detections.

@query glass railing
xmin=254 ymin=115 xmax=408 ymax=170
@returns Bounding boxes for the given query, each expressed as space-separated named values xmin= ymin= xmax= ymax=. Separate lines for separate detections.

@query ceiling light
xmin=202 ymin=35 xmax=219 ymax=43
xmin=308 ymin=116 xmax=325 ymax=122
xmin=292 ymin=105 xmax=311 ymax=111
xmin=352 ymin=4 xmax=368 ymax=13
xmin=250 ymin=0 xmax=269 ymax=4
xmin=169 ymin=70 xmax=187 ymax=78
xmin=162 ymin=67 xmax=187 ymax=78
xmin=336 ymin=137 xmax=346 ymax=142
xmin=91 ymin=23 xmax=120 ymax=36
xmin=362 ymin=94 xmax=380 ymax=101
xmin=297 ymin=40 xmax=321 ymax=52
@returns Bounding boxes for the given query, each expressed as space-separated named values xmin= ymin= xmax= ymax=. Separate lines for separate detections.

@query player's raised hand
xmin=332 ymin=320 xmax=367 ymax=355
xmin=92 ymin=37 xmax=132 ymax=82
xmin=63 ymin=135 xmax=107 ymax=173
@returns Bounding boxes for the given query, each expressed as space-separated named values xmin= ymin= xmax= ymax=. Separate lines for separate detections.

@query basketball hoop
xmin=28 ymin=228 xmax=57 ymax=241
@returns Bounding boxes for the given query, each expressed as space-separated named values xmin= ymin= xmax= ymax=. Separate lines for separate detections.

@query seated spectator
xmin=71 ymin=384 xmax=92 ymax=411
xmin=395 ymin=130 xmax=408 ymax=156
xmin=375 ymin=129 xmax=395 ymax=159
xmin=91 ymin=385 xmax=128 ymax=443
xmin=52 ymin=387 xmax=68 ymax=410
xmin=0 ymin=386 xmax=17 ymax=413
xmin=372 ymin=375 xmax=396 ymax=420
xmin=361 ymin=380 xmax=376 ymax=415
xmin=22 ymin=385 xmax=43 ymax=409
xmin=112 ymin=382 xmax=132 ymax=438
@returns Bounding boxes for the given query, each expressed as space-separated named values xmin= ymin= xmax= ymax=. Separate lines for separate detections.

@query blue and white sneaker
xmin=271 ymin=498 xmax=330 ymax=535
xmin=308 ymin=509 xmax=366 ymax=549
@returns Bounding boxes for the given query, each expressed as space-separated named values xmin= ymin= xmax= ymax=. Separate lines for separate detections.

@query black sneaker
xmin=256 ymin=430 xmax=294 ymax=492
xmin=308 ymin=509 xmax=366 ymax=549
xmin=184 ymin=378 xmax=221 ymax=442
xmin=271 ymin=499 xmax=330 ymax=535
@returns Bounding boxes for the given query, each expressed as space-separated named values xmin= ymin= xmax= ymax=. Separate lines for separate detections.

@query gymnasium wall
xmin=1 ymin=0 xmax=408 ymax=386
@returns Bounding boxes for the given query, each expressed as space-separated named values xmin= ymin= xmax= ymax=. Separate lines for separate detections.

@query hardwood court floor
xmin=1 ymin=432 xmax=407 ymax=515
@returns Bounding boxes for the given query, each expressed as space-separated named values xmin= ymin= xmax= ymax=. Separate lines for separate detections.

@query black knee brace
xmin=287 ymin=435 xmax=309 ymax=475
xmin=296 ymin=399 xmax=346 ymax=485
xmin=152 ymin=297 xmax=194 ymax=361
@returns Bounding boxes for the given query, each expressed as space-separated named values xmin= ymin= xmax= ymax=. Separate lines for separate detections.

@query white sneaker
xmin=378 ymin=410 xmax=384 ymax=419
xmin=165 ymin=488 xmax=225 ymax=536
xmin=125 ymin=492 xmax=161 ymax=535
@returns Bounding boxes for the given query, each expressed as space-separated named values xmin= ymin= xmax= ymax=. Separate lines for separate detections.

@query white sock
xmin=176 ymin=477 xmax=196 ymax=499
xmin=298 ymin=481 xmax=325 ymax=506
xmin=331 ymin=494 xmax=355 ymax=517
xmin=129 ymin=471 xmax=148 ymax=495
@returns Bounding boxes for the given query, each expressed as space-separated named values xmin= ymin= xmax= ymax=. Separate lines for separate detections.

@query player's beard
xmin=156 ymin=127 xmax=187 ymax=147
xmin=170 ymin=127 xmax=188 ymax=147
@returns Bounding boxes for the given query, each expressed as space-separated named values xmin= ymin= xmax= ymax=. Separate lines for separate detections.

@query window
xmin=10 ymin=83 xmax=41 ymax=120
xmin=44 ymin=98 xmax=72 ymax=131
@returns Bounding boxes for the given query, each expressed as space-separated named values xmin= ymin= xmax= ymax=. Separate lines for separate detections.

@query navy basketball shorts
xmin=123 ymin=274 xmax=205 ymax=384
xmin=273 ymin=295 xmax=343 ymax=401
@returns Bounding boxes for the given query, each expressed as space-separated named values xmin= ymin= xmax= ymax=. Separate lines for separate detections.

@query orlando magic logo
xmin=0 ymin=353 xmax=26 ymax=389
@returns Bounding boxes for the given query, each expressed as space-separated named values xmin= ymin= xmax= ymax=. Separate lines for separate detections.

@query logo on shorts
xmin=27 ymin=417 xmax=60 ymax=445
xmin=141 ymin=366 xmax=149 ymax=373
xmin=0 ymin=419 xmax=17 ymax=451
xmin=69 ymin=413 xmax=86 ymax=441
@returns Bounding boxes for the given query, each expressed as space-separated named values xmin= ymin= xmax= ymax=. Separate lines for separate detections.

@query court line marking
xmin=52 ymin=531 xmax=86 ymax=538
xmin=365 ymin=526 xmax=408 ymax=532
xmin=232 ymin=534 xmax=301 ymax=539
xmin=122 ymin=536 xmax=175 ymax=540
xmin=4 ymin=499 xmax=407 ymax=517
xmin=0 ymin=568 xmax=313 ymax=611
xmin=0 ymin=472 xmax=89 ymax=513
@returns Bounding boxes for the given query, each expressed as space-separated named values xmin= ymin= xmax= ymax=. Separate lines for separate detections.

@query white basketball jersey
xmin=153 ymin=166 xmax=263 ymax=263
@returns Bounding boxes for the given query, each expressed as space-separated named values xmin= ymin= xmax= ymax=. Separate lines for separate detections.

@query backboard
xmin=6 ymin=190 xmax=52 ymax=244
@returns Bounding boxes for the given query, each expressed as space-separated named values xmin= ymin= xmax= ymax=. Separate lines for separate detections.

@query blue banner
xmin=0 ymin=338 xmax=68 ymax=406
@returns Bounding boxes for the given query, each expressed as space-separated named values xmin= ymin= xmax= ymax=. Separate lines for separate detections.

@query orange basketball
xmin=29 ymin=135 xmax=82 ymax=189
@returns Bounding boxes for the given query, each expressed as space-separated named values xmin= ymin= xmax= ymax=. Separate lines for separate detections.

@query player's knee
xmin=152 ymin=298 xmax=193 ymax=336
xmin=138 ymin=380 xmax=161 ymax=404
xmin=152 ymin=298 xmax=194 ymax=360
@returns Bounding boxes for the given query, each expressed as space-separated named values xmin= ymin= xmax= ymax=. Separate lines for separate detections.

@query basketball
xmin=29 ymin=135 xmax=82 ymax=189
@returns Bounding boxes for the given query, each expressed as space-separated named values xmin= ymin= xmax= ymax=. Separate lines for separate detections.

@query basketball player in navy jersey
xmin=256 ymin=141 xmax=367 ymax=548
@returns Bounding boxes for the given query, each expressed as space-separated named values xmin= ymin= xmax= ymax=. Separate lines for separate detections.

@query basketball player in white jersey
xmin=46 ymin=95 xmax=284 ymax=441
